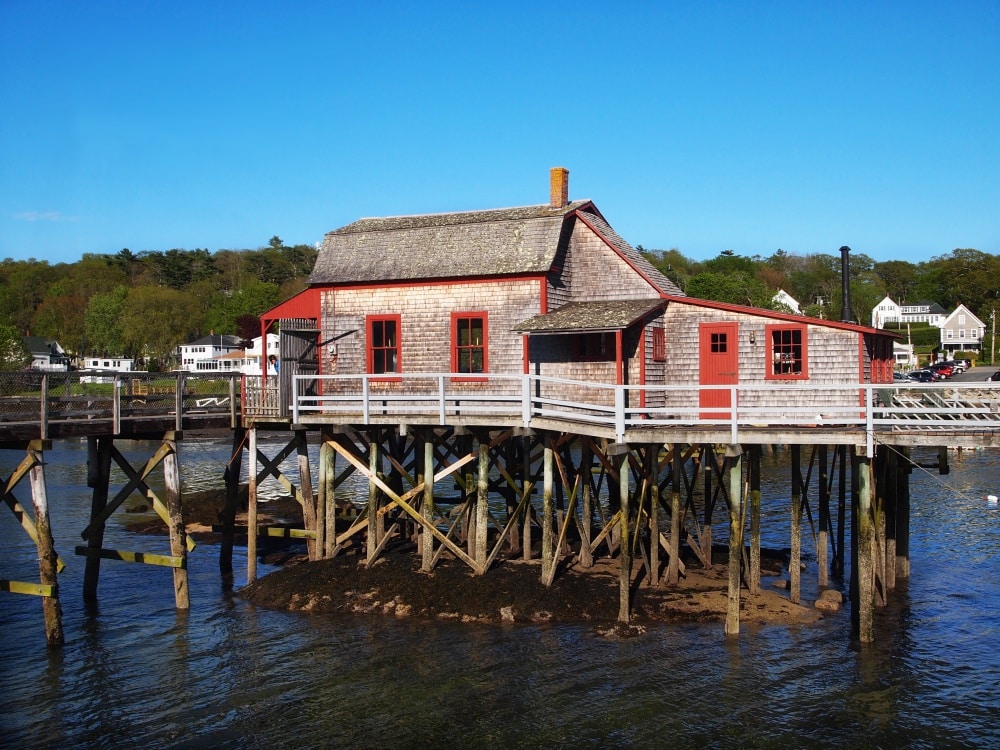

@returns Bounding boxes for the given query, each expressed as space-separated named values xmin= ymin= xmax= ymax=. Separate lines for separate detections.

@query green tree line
xmin=0 ymin=236 xmax=316 ymax=369
xmin=1 ymin=239 xmax=997 ymax=370
xmin=640 ymin=245 xmax=998 ymax=341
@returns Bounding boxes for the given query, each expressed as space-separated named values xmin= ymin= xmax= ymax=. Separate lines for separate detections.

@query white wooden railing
xmin=291 ymin=373 xmax=1000 ymax=455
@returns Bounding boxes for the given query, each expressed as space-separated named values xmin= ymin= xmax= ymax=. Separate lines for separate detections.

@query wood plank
xmin=0 ymin=579 xmax=57 ymax=597
xmin=74 ymin=545 xmax=186 ymax=568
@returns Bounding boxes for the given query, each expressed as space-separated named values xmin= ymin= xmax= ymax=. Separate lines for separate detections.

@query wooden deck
xmin=288 ymin=373 xmax=1000 ymax=454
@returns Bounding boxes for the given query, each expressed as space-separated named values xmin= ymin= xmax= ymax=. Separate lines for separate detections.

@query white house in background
xmin=772 ymin=289 xmax=802 ymax=314
xmin=940 ymin=304 xmax=985 ymax=356
xmin=177 ymin=334 xmax=243 ymax=373
xmin=871 ymin=296 xmax=900 ymax=328
xmin=871 ymin=296 xmax=948 ymax=329
xmin=80 ymin=356 xmax=135 ymax=383
xmin=23 ymin=336 xmax=70 ymax=371
xmin=240 ymin=333 xmax=280 ymax=375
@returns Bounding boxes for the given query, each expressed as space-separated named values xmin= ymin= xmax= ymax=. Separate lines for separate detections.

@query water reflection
xmin=1 ymin=440 xmax=999 ymax=748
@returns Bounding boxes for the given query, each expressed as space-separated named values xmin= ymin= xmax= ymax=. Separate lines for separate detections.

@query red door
xmin=699 ymin=323 xmax=739 ymax=419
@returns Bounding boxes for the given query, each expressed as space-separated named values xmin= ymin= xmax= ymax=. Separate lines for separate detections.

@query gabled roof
xmin=309 ymin=200 xmax=685 ymax=300
xmin=23 ymin=336 xmax=65 ymax=356
xmin=310 ymin=201 xmax=594 ymax=284
xmin=514 ymin=299 xmax=666 ymax=333
xmin=183 ymin=334 xmax=242 ymax=348
xmin=942 ymin=303 xmax=985 ymax=327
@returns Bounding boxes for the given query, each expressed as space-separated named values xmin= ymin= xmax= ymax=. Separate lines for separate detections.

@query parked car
xmin=893 ymin=371 xmax=909 ymax=382
xmin=928 ymin=362 xmax=953 ymax=378
xmin=906 ymin=369 xmax=938 ymax=383
xmin=987 ymin=370 xmax=1000 ymax=382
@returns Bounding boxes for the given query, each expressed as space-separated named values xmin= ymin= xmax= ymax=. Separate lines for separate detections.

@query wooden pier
xmin=3 ymin=370 xmax=999 ymax=647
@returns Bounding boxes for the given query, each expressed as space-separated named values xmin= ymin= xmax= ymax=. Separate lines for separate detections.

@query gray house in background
xmin=939 ymin=304 xmax=985 ymax=357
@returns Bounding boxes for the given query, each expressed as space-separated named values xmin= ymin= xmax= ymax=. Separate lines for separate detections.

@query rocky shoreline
xmin=127 ymin=488 xmax=830 ymax=630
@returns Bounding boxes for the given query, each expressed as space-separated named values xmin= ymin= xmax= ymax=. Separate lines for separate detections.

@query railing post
xmin=615 ymin=386 xmax=625 ymax=442
xmin=113 ymin=374 xmax=121 ymax=434
xmin=362 ymin=376 xmax=370 ymax=423
xmin=39 ymin=373 xmax=49 ymax=439
xmin=438 ymin=375 xmax=446 ymax=424
xmin=292 ymin=375 xmax=300 ymax=423
xmin=229 ymin=376 xmax=238 ymax=428
xmin=521 ymin=375 xmax=532 ymax=428
xmin=730 ymin=385 xmax=738 ymax=445
xmin=175 ymin=372 xmax=184 ymax=431
xmin=865 ymin=385 xmax=874 ymax=457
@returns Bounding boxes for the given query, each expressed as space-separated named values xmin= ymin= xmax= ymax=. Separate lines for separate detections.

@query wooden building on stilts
xmin=234 ymin=167 xmax=905 ymax=641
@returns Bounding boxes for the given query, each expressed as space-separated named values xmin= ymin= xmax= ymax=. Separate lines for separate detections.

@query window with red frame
xmin=652 ymin=327 xmax=666 ymax=362
xmin=767 ymin=324 xmax=807 ymax=378
xmin=367 ymin=315 xmax=400 ymax=375
xmin=452 ymin=313 xmax=487 ymax=375
xmin=574 ymin=332 xmax=616 ymax=362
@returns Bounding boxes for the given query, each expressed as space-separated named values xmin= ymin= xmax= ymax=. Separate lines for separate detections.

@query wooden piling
xmin=476 ymin=440 xmax=489 ymax=568
xmin=296 ymin=431 xmax=317 ymax=560
xmin=749 ymin=445 xmax=761 ymax=596
xmin=220 ymin=426 xmax=245 ymax=578
xmin=666 ymin=445 xmax=682 ymax=585
xmin=542 ymin=441 xmax=554 ymax=584
xmin=725 ymin=445 xmax=743 ymax=637
xmin=817 ymin=444 xmax=830 ymax=588
xmin=790 ymin=444 xmax=802 ymax=604
xmin=163 ymin=432 xmax=189 ymax=609
xmin=853 ymin=453 xmax=876 ymax=642
xmin=83 ymin=436 xmax=112 ymax=602
xmin=28 ymin=440 xmax=64 ymax=647
xmin=247 ymin=426 xmax=258 ymax=584
xmin=322 ymin=435 xmax=337 ymax=558
xmin=579 ymin=441 xmax=594 ymax=568
xmin=421 ymin=437 xmax=435 ymax=571
xmin=366 ymin=434 xmax=380 ymax=567
xmin=648 ymin=446 xmax=659 ymax=586
xmin=617 ymin=451 xmax=631 ymax=623
xmin=895 ymin=447 xmax=911 ymax=579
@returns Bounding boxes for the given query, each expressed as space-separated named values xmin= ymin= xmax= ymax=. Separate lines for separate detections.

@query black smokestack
xmin=840 ymin=245 xmax=853 ymax=323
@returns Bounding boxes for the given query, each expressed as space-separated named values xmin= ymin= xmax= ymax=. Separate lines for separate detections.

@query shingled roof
xmin=309 ymin=198 xmax=685 ymax=297
xmin=513 ymin=299 xmax=666 ymax=333
xmin=309 ymin=201 xmax=593 ymax=285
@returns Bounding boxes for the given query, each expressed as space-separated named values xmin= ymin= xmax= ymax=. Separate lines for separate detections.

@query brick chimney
xmin=549 ymin=167 xmax=569 ymax=208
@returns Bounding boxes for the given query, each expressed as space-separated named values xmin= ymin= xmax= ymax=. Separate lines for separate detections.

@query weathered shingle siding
xmin=661 ymin=302 xmax=866 ymax=413
xmin=560 ymin=220 xmax=665 ymax=301
xmin=320 ymin=279 xmax=540 ymax=395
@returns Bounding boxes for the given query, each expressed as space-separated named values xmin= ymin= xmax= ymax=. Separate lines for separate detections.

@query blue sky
xmin=1 ymin=1 xmax=997 ymax=266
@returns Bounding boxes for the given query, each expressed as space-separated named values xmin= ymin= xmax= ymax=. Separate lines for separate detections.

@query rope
xmin=869 ymin=432 xmax=990 ymax=504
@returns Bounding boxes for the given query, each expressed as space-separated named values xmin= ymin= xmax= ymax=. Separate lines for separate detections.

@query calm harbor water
xmin=1 ymin=436 xmax=998 ymax=749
